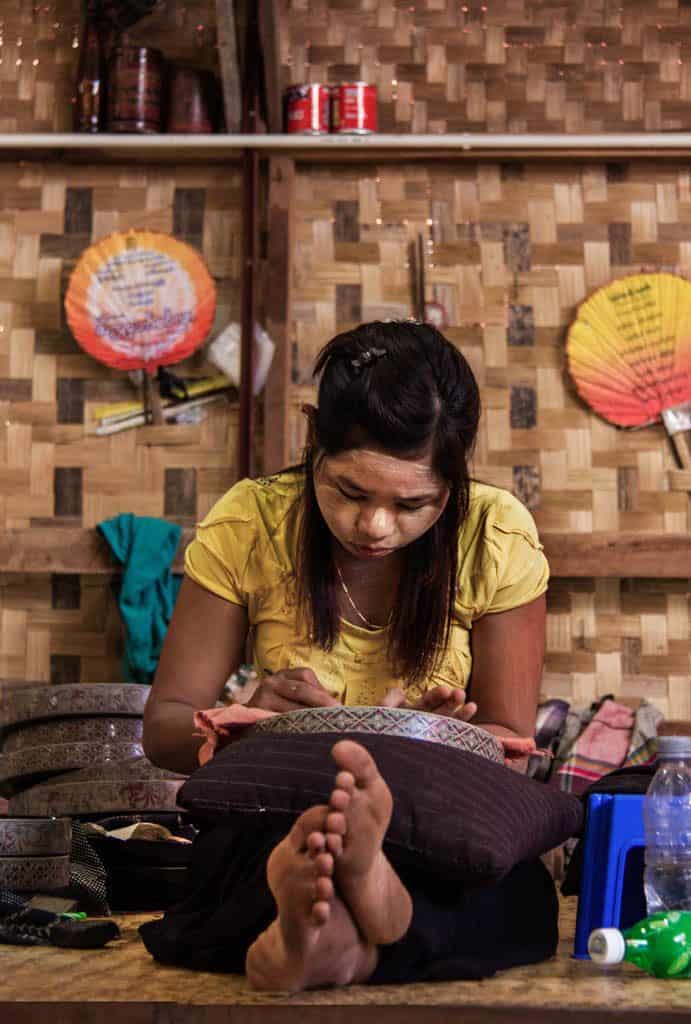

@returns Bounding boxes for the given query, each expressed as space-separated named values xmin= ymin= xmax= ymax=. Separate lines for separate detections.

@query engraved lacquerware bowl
xmin=250 ymin=706 xmax=504 ymax=763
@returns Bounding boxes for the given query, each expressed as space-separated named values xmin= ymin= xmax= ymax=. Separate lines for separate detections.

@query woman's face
xmin=313 ymin=445 xmax=449 ymax=561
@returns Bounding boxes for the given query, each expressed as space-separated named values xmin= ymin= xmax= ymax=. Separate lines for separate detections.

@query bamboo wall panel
xmin=0 ymin=163 xmax=242 ymax=534
xmin=283 ymin=0 xmax=691 ymax=134
xmin=289 ymin=161 xmax=691 ymax=537
xmin=0 ymin=160 xmax=242 ymax=685
xmin=545 ymin=579 xmax=690 ymax=720
xmin=0 ymin=575 xmax=123 ymax=684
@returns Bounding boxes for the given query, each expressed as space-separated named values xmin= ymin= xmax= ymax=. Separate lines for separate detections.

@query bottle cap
xmin=588 ymin=928 xmax=626 ymax=964
xmin=657 ymin=735 xmax=691 ymax=758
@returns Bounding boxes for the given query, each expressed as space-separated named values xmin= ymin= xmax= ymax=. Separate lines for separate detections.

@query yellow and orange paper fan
xmin=567 ymin=272 xmax=691 ymax=431
xmin=65 ymin=230 xmax=216 ymax=374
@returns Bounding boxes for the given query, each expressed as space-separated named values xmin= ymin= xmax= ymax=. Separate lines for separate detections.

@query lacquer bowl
xmin=8 ymin=756 xmax=186 ymax=818
xmin=0 ymin=854 xmax=70 ymax=892
xmin=250 ymin=706 xmax=504 ymax=764
xmin=0 ymin=816 xmax=72 ymax=857
xmin=1 ymin=684 xmax=150 ymax=730
xmin=1 ymin=716 xmax=144 ymax=753
xmin=0 ymin=741 xmax=144 ymax=792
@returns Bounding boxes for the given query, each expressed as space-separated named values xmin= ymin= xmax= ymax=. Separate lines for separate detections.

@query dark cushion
xmin=178 ymin=732 xmax=583 ymax=884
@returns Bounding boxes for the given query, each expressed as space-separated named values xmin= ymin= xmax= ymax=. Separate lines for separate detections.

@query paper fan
xmin=66 ymin=229 xmax=216 ymax=374
xmin=567 ymin=272 xmax=691 ymax=467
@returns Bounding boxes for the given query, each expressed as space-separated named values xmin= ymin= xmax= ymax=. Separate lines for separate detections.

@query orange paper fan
xmin=65 ymin=229 xmax=216 ymax=374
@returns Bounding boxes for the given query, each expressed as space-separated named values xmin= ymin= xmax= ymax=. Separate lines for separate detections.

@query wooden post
xmin=237 ymin=4 xmax=261 ymax=480
xmin=257 ymin=0 xmax=283 ymax=133
xmin=263 ymin=156 xmax=295 ymax=474
xmin=239 ymin=147 xmax=259 ymax=479
xmin=215 ymin=0 xmax=242 ymax=132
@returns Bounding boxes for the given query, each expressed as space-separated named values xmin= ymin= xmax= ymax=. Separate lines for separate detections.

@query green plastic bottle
xmin=588 ymin=911 xmax=691 ymax=979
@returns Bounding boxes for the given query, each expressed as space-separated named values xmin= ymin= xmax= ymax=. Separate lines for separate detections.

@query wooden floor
xmin=0 ymin=897 xmax=688 ymax=1023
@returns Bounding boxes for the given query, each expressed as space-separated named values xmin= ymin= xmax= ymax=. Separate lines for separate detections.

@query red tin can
xmin=331 ymin=82 xmax=378 ymax=134
xmin=284 ymin=83 xmax=330 ymax=134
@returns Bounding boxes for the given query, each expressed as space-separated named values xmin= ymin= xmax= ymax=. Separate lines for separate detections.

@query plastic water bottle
xmin=643 ymin=735 xmax=691 ymax=914
xmin=588 ymin=911 xmax=691 ymax=978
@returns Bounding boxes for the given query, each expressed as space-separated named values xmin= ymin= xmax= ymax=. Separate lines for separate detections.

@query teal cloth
xmin=98 ymin=514 xmax=183 ymax=684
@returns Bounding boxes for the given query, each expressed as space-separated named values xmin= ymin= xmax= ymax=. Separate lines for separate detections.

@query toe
xmin=325 ymin=832 xmax=343 ymax=857
xmin=329 ymin=787 xmax=351 ymax=813
xmin=314 ymin=851 xmax=334 ymax=876
xmin=326 ymin=810 xmax=347 ymax=836
xmin=290 ymin=805 xmax=329 ymax=851
xmin=335 ymin=770 xmax=356 ymax=795
xmin=315 ymin=875 xmax=334 ymax=902
xmin=307 ymin=831 xmax=326 ymax=855
xmin=332 ymin=740 xmax=379 ymax=788
xmin=311 ymin=900 xmax=331 ymax=925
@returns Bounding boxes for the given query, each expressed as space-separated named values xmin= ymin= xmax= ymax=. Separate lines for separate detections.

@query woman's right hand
xmin=246 ymin=667 xmax=340 ymax=713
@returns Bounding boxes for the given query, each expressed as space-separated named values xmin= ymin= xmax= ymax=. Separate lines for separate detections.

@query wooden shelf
xmin=5 ymin=132 xmax=691 ymax=163
xmin=0 ymin=527 xmax=688 ymax=578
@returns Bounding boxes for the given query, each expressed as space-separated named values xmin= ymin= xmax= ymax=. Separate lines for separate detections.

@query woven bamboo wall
xmin=282 ymin=0 xmax=691 ymax=133
xmin=13 ymin=0 xmax=691 ymax=135
xmin=290 ymin=161 xmax=691 ymax=533
xmin=0 ymin=161 xmax=242 ymax=684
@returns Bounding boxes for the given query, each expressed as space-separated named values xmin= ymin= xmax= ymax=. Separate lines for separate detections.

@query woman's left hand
xmin=382 ymin=684 xmax=477 ymax=720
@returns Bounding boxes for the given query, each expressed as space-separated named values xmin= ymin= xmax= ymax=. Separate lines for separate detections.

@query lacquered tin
xmin=107 ymin=43 xmax=163 ymax=133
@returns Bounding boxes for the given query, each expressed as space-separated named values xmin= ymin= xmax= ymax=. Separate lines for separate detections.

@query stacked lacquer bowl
xmin=0 ymin=683 xmax=186 ymax=893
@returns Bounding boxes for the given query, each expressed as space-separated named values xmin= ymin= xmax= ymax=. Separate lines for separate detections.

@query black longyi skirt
xmin=139 ymin=814 xmax=559 ymax=984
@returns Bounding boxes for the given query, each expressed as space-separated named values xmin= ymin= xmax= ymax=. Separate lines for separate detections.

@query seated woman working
xmin=143 ymin=320 xmax=550 ymax=991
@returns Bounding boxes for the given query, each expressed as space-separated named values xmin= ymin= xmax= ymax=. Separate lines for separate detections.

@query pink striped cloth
xmin=552 ymin=698 xmax=635 ymax=795
xmin=193 ymin=705 xmax=537 ymax=767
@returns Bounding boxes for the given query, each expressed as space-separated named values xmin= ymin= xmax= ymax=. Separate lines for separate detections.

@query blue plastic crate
xmin=573 ymin=793 xmax=647 ymax=958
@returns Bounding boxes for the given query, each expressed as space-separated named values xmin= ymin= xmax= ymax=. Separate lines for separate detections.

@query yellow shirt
xmin=184 ymin=470 xmax=549 ymax=706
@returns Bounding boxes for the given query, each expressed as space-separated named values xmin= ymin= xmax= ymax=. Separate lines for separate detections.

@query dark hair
xmin=296 ymin=320 xmax=481 ymax=685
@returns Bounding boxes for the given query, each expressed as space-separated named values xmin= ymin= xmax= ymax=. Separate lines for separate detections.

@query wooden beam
xmin=0 ymin=529 xmax=688 ymax=579
xmin=263 ymin=156 xmax=295 ymax=473
xmin=0 ymin=528 xmax=194 ymax=575
xmin=542 ymin=533 xmax=691 ymax=579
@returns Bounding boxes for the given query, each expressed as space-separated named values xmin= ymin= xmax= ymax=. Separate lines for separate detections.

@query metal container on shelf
xmin=284 ymin=83 xmax=331 ymax=135
xmin=107 ymin=42 xmax=164 ymax=133
xmin=330 ymin=82 xmax=378 ymax=134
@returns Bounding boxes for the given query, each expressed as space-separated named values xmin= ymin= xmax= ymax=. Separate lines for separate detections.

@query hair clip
xmin=350 ymin=347 xmax=387 ymax=371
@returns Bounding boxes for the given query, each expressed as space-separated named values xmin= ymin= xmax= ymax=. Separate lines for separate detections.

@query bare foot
xmin=245 ymin=805 xmax=377 ymax=992
xmin=326 ymin=740 xmax=413 ymax=946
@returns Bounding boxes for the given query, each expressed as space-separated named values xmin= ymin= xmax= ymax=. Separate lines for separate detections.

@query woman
xmin=142 ymin=320 xmax=552 ymax=990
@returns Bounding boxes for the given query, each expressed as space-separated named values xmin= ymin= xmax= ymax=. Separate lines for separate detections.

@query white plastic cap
xmin=588 ymin=928 xmax=626 ymax=964
xmin=657 ymin=735 xmax=691 ymax=759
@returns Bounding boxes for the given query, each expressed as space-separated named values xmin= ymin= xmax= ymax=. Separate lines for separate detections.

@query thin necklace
xmin=335 ymin=562 xmax=391 ymax=630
